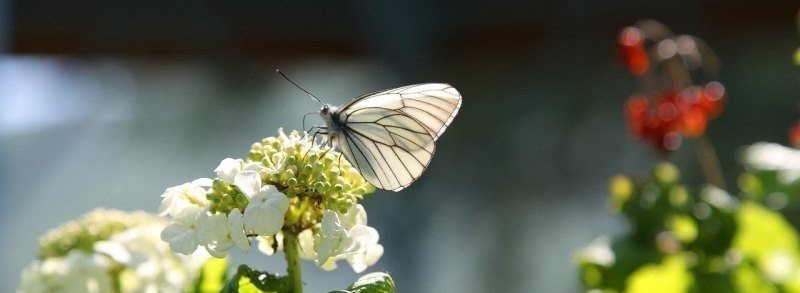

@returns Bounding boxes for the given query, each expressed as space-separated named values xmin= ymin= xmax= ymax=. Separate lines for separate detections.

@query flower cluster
xmin=308 ymin=205 xmax=384 ymax=272
xmin=624 ymin=82 xmax=725 ymax=152
xmin=158 ymin=129 xmax=383 ymax=272
xmin=618 ymin=20 xmax=725 ymax=152
xmin=18 ymin=209 xmax=208 ymax=293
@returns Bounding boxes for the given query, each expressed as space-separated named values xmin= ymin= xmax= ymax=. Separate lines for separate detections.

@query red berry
xmin=698 ymin=81 xmax=725 ymax=118
xmin=625 ymin=94 xmax=650 ymax=137
xmin=678 ymin=107 xmax=708 ymax=138
xmin=618 ymin=27 xmax=649 ymax=76
xmin=656 ymin=99 xmax=679 ymax=122
xmin=790 ymin=120 xmax=800 ymax=149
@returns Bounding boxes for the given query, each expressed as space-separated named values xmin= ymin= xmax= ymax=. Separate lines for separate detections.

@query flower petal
xmin=192 ymin=178 xmax=214 ymax=188
xmin=347 ymin=225 xmax=379 ymax=254
xmin=228 ymin=209 xmax=250 ymax=253
xmin=297 ymin=229 xmax=316 ymax=260
xmin=172 ymin=204 xmax=203 ymax=227
xmin=264 ymin=187 xmax=290 ymax=211
xmin=319 ymin=258 xmax=339 ymax=271
xmin=242 ymin=162 xmax=266 ymax=172
xmin=160 ymin=223 xmax=198 ymax=255
xmin=347 ymin=244 xmax=384 ymax=273
xmin=215 ymin=158 xmax=242 ymax=184
xmin=340 ymin=204 xmax=368 ymax=228
xmin=93 ymin=240 xmax=132 ymax=264
xmin=195 ymin=212 xmax=230 ymax=246
xmin=320 ymin=210 xmax=344 ymax=237
xmin=243 ymin=201 xmax=286 ymax=236
xmin=204 ymin=244 xmax=230 ymax=258
xmin=234 ymin=171 xmax=262 ymax=198
xmin=316 ymin=210 xmax=346 ymax=264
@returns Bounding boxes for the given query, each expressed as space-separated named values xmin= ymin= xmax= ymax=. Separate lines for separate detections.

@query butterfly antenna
xmin=276 ymin=69 xmax=325 ymax=105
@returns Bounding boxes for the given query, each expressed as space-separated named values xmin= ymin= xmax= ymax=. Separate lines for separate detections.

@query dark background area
xmin=1 ymin=0 xmax=799 ymax=292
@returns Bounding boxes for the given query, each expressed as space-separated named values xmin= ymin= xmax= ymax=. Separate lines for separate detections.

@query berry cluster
xmin=618 ymin=22 xmax=725 ymax=152
xmin=624 ymin=82 xmax=725 ymax=152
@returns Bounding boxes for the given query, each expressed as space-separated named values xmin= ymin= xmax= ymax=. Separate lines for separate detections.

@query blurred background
xmin=1 ymin=0 xmax=799 ymax=292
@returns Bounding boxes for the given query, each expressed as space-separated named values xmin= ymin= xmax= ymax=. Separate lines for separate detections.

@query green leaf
xmin=625 ymin=255 xmax=693 ymax=293
xmin=733 ymin=201 xmax=800 ymax=290
xmin=192 ymin=258 xmax=228 ymax=293
xmin=329 ymin=272 xmax=395 ymax=293
xmin=221 ymin=265 xmax=290 ymax=293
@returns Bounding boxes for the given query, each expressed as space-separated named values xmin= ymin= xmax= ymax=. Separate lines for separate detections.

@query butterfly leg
xmin=302 ymin=112 xmax=318 ymax=133
xmin=306 ymin=125 xmax=322 ymax=139
xmin=337 ymin=152 xmax=343 ymax=171
xmin=302 ymin=126 xmax=328 ymax=161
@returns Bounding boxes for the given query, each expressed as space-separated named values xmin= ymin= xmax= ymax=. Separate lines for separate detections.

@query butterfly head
xmin=319 ymin=104 xmax=341 ymax=133
xmin=320 ymin=104 xmax=339 ymax=116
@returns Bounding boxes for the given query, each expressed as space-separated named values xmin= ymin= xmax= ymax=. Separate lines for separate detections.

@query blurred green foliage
xmin=193 ymin=258 xmax=229 ymax=293
xmin=218 ymin=264 xmax=395 ymax=293
xmin=739 ymin=169 xmax=800 ymax=210
xmin=328 ymin=272 xmax=395 ymax=293
xmin=220 ymin=265 xmax=290 ymax=293
xmin=578 ymin=162 xmax=800 ymax=292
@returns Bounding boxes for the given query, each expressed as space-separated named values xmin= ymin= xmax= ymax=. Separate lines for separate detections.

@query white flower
xmin=316 ymin=210 xmax=348 ymax=267
xmin=95 ymin=223 xmax=210 ymax=293
xmin=340 ymin=204 xmax=368 ymax=227
xmin=234 ymin=171 xmax=289 ymax=236
xmin=743 ymin=142 xmax=800 ymax=183
xmin=215 ymin=158 xmax=265 ymax=184
xmin=18 ymin=262 xmax=48 ymax=293
xmin=160 ymin=204 xmax=204 ymax=255
xmin=158 ymin=178 xmax=212 ymax=218
xmin=346 ymin=226 xmax=384 ymax=273
xmin=576 ymin=236 xmax=615 ymax=267
xmin=19 ymin=210 xmax=209 ymax=293
xmin=265 ymin=152 xmax=288 ymax=174
xmin=314 ymin=205 xmax=383 ymax=272
xmin=228 ymin=209 xmax=250 ymax=253
xmin=18 ymin=250 xmax=113 ymax=293
xmin=215 ymin=158 xmax=243 ymax=184
xmin=195 ymin=212 xmax=234 ymax=258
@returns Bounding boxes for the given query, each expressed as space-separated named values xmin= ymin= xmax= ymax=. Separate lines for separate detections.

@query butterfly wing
xmin=334 ymin=83 xmax=461 ymax=191
xmin=341 ymin=83 xmax=462 ymax=139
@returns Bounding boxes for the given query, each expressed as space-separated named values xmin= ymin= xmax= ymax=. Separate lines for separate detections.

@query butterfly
xmin=278 ymin=70 xmax=462 ymax=191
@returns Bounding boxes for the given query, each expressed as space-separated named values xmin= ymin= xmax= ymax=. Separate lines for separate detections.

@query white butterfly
xmin=280 ymin=72 xmax=462 ymax=191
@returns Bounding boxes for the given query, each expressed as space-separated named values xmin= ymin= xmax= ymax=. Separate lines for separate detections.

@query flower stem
xmin=110 ymin=265 xmax=123 ymax=293
xmin=283 ymin=231 xmax=304 ymax=293
xmin=694 ymin=136 xmax=726 ymax=189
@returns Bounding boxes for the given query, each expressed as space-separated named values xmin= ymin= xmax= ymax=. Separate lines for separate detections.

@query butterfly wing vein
xmin=334 ymin=83 xmax=461 ymax=191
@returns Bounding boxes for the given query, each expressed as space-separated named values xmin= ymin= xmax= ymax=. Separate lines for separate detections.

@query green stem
xmin=283 ymin=231 xmax=304 ymax=293
xmin=109 ymin=264 xmax=123 ymax=293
